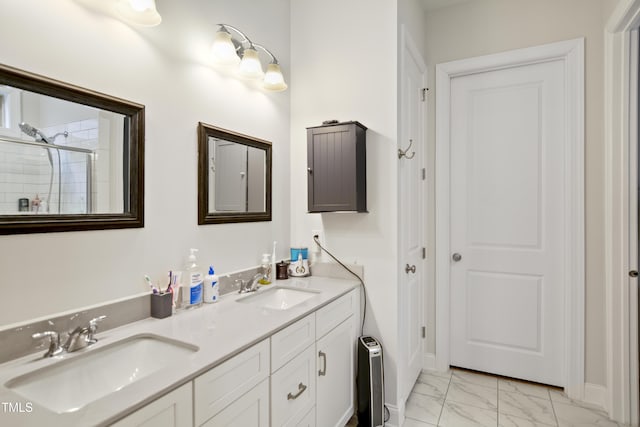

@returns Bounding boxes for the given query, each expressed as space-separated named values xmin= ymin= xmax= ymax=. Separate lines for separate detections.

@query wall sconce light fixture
xmin=211 ymin=24 xmax=288 ymax=92
xmin=115 ymin=0 xmax=162 ymax=27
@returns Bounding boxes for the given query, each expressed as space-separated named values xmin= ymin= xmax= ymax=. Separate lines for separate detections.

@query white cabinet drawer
xmin=316 ymin=289 xmax=357 ymax=339
xmin=201 ymin=378 xmax=269 ymax=427
xmin=194 ymin=339 xmax=270 ymax=425
xmin=295 ymin=406 xmax=316 ymax=427
xmin=271 ymin=344 xmax=316 ymax=427
xmin=271 ymin=314 xmax=315 ymax=372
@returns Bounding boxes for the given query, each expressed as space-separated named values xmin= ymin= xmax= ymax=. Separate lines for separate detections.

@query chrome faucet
xmin=64 ymin=326 xmax=91 ymax=352
xmin=238 ymin=273 xmax=263 ymax=294
xmin=63 ymin=315 xmax=106 ymax=352
xmin=32 ymin=315 xmax=107 ymax=357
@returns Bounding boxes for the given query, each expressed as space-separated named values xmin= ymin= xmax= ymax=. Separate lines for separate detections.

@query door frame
xmin=605 ymin=0 xmax=640 ymax=423
xmin=434 ymin=38 xmax=585 ymax=399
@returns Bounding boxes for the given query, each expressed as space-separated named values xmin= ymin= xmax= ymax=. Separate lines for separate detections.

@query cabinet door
xmin=316 ymin=317 xmax=355 ymax=427
xmin=201 ymin=379 xmax=269 ymax=427
xmin=307 ymin=124 xmax=357 ymax=212
xmin=111 ymin=382 xmax=192 ymax=427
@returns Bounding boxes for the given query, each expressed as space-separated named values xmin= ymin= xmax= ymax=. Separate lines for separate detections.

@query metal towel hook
xmin=398 ymin=139 xmax=416 ymax=160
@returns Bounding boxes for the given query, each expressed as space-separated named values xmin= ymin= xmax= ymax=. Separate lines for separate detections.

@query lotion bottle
xmin=185 ymin=248 xmax=203 ymax=308
xmin=259 ymin=253 xmax=272 ymax=284
xmin=203 ymin=266 xmax=219 ymax=303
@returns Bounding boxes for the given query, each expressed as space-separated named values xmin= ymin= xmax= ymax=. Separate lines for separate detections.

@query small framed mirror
xmin=0 ymin=63 xmax=144 ymax=234
xmin=198 ymin=122 xmax=272 ymax=224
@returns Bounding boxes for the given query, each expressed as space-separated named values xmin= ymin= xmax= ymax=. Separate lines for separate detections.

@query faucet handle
xmin=89 ymin=315 xmax=106 ymax=328
xmin=32 ymin=331 xmax=63 ymax=358
xmin=87 ymin=315 xmax=106 ymax=342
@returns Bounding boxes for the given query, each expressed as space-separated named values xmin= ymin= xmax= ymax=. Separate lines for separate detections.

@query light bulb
xmin=263 ymin=63 xmax=288 ymax=91
xmin=238 ymin=48 xmax=264 ymax=80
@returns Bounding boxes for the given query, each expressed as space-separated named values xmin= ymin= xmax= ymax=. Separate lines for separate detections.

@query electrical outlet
xmin=311 ymin=229 xmax=324 ymax=254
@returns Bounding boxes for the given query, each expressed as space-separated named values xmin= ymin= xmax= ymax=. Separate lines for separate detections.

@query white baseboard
xmin=423 ymin=353 xmax=436 ymax=371
xmin=583 ymin=383 xmax=608 ymax=412
xmin=385 ymin=402 xmax=400 ymax=427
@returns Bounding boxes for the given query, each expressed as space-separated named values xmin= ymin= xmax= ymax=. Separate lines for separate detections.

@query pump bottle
xmin=185 ymin=248 xmax=203 ymax=308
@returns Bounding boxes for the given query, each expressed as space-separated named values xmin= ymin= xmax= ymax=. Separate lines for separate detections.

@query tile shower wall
xmin=0 ymin=140 xmax=51 ymax=214
xmin=0 ymin=116 xmax=109 ymax=214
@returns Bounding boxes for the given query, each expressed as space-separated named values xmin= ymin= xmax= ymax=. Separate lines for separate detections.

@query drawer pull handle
xmin=318 ymin=351 xmax=327 ymax=376
xmin=287 ymin=382 xmax=307 ymax=400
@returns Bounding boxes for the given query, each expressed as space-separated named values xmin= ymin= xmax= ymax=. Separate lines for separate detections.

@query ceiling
xmin=420 ymin=0 xmax=479 ymax=12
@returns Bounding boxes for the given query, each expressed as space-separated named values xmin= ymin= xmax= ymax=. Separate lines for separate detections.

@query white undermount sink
xmin=236 ymin=286 xmax=320 ymax=310
xmin=5 ymin=334 xmax=198 ymax=414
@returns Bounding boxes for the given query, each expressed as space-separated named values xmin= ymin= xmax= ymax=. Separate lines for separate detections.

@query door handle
xmin=318 ymin=351 xmax=327 ymax=376
xmin=287 ymin=382 xmax=307 ymax=400
xmin=405 ymin=264 xmax=416 ymax=274
xmin=452 ymin=253 xmax=462 ymax=262
xmin=630 ymin=270 xmax=639 ymax=278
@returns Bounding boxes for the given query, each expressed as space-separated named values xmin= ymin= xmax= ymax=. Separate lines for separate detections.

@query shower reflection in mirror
xmin=0 ymin=85 xmax=124 ymax=215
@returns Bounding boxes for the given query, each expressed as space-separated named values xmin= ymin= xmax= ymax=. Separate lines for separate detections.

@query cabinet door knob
xmin=630 ymin=270 xmax=639 ymax=278
xmin=452 ymin=253 xmax=462 ymax=262
xmin=307 ymin=167 xmax=312 ymax=174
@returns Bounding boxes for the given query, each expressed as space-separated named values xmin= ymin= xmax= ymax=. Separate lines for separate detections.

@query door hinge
xmin=422 ymin=247 xmax=426 ymax=259
xmin=421 ymin=168 xmax=426 ymax=180
xmin=421 ymin=326 xmax=426 ymax=339
xmin=421 ymin=88 xmax=428 ymax=101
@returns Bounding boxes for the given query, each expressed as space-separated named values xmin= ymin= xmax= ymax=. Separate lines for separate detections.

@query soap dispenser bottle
xmin=185 ymin=248 xmax=203 ymax=308
xmin=203 ymin=266 xmax=219 ymax=304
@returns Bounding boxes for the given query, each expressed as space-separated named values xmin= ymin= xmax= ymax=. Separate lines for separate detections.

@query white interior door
xmin=399 ymin=29 xmax=425 ymax=400
xmin=449 ymin=59 xmax=566 ymax=386
xmin=215 ymin=141 xmax=247 ymax=212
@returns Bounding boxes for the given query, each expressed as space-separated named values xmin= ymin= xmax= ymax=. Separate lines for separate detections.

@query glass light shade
xmin=263 ymin=63 xmax=288 ymax=91
xmin=130 ymin=0 xmax=153 ymax=11
xmin=211 ymin=31 xmax=240 ymax=65
xmin=238 ymin=48 xmax=264 ymax=80
xmin=115 ymin=0 xmax=162 ymax=27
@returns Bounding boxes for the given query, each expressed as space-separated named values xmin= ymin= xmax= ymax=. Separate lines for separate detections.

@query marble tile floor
xmin=403 ymin=368 xmax=629 ymax=427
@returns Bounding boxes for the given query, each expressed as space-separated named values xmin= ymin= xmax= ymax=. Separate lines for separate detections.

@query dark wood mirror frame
xmin=198 ymin=122 xmax=272 ymax=225
xmin=0 ymin=63 xmax=144 ymax=235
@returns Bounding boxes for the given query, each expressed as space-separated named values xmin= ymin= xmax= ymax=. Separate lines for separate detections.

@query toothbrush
xmin=167 ymin=271 xmax=173 ymax=293
xmin=144 ymin=275 xmax=159 ymax=294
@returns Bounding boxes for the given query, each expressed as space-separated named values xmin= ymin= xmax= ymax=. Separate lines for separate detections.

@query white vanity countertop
xmin=0 ymin=276 xmax=359 ymax=427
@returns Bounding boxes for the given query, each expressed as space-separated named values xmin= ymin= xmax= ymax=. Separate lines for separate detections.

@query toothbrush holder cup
xmin=151 ymin=292 xmax=173 ymax=319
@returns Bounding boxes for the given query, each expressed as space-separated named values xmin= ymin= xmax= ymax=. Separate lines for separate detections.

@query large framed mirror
xmin=0 ymin=63 xmax=144 ymax=234
xmin=198 ymin=122 xmax=271 ymax=224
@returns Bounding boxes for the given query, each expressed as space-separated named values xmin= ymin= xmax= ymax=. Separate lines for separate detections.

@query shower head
xmin=19 ymin=122 xmax=51 ymax=144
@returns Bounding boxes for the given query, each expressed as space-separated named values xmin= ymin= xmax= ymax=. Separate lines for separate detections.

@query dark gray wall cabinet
xmin=307 ymin=121 xmax=367 ymax=213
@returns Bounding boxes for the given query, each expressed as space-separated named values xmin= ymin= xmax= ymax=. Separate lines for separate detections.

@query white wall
xmin=290 ymin=0 xmax=400 ymax=408
xmin=424 ymin=0 xmax=613 ymax=387
xmin=0 ymin=0 xmax=291 ymax=326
